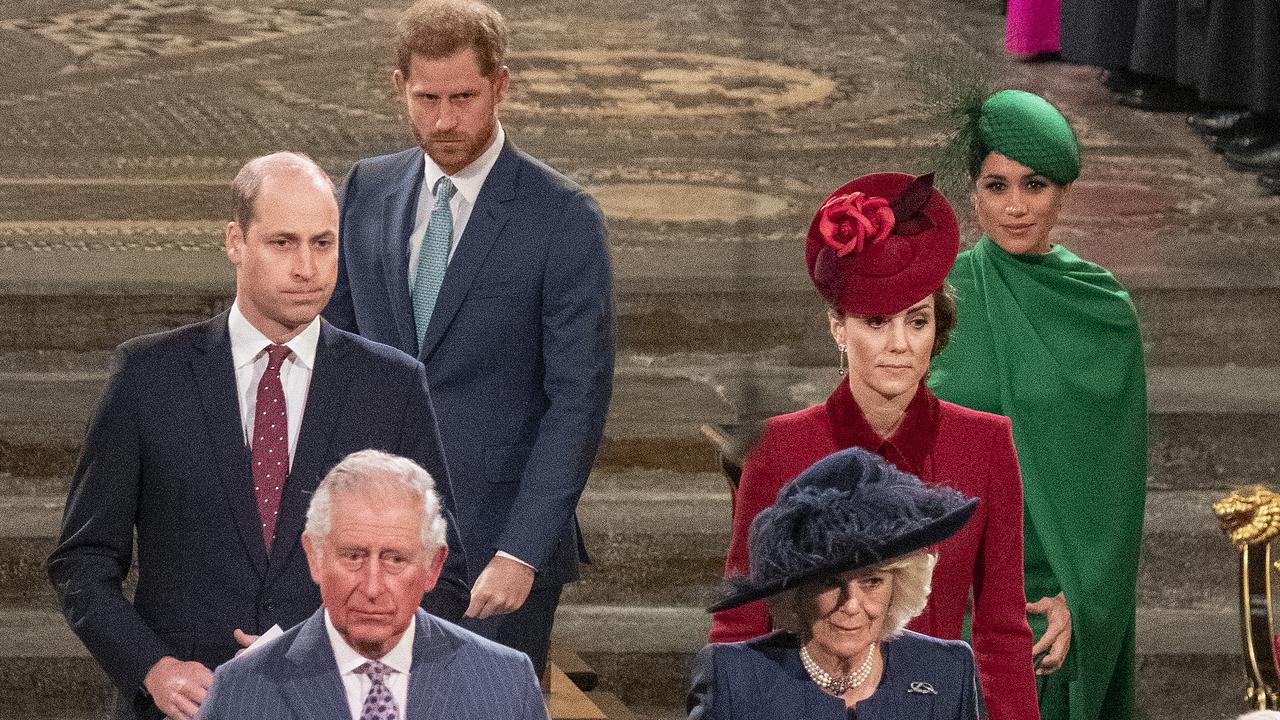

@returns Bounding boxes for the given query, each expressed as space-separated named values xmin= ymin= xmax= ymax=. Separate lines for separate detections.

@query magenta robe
xmin=1007 ymin=0 xmax=1061 ymax=54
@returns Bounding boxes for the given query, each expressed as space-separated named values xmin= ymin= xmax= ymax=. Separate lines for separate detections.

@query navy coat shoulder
xmin=325 ymin=141 xmax=614 ymax=586
xmin=689 ymin=631 xmax=981 ymax=720
xmin=202 ymin=608 xmax=547 ymax=720
xmin=47 ymin=313 xmax=468 ymax=719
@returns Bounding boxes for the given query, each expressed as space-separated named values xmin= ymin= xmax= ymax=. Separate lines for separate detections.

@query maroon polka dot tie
xmin=355 ymin=660 xmax=400 ymax=720
xmin=252 ymin=344 xmax=291 ymax=552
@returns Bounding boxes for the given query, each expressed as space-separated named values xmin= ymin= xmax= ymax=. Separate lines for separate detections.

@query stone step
xmin=554 ymin=604 xmax=1245 ymax=719
xmin=2 ymin=484 xmax=1240 ymax=616
xmin=0 ymin=610 xmax=113 ymax=719
xmin=0 ymin=247 xmax=1277 ymax=366
xmin=0 ymin=605 xmax=1243 ymax=720
xmin=575 ymin=486 xmax=1240 ymax=610
xmin=3 ymin=363 xmax=1277 ymax=488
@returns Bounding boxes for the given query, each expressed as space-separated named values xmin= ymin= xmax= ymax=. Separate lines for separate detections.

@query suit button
xmin=263 ymin=599 xmax=276 ymax=613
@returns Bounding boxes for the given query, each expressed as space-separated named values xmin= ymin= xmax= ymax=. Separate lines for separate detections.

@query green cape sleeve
xmin=930 ymin=236 xmax=1147 ymax=720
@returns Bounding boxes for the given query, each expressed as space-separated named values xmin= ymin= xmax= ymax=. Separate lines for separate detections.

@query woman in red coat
xmin=709 ymin=172 xmax=1039 ymax=720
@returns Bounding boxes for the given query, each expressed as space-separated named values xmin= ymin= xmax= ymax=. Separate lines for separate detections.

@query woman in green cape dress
xmin=928 ymin=90 xmax=1147 ymax=720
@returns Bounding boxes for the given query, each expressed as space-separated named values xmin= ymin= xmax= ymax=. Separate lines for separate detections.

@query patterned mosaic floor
xmin=0 ymin=0 xmax=1271 ymax=286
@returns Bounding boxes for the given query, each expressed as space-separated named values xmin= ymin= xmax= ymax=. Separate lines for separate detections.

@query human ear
xmin=827 ymin=311 xmax=844 ymax=346
xmin=225 ymin=222 xmax=244 ymax=265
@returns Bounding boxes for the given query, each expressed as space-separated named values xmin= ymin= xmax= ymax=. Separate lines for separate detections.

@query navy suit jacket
xmin=325 ymin=141 xmax=614 ymax=586
xmin=688 ymin=631 xmax=982 ymax=720
xmin=47 ymin=314 xmax=469 ymax=719
xmin=201 ymin=608 xmax=547 ymax=720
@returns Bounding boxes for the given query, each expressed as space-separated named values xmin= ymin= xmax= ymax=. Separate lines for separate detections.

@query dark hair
xmin=966 ymin=135 xmax=989 ymax=182
xmin=396 ymin=0 xmax=508 ymax=77
xmin=830 ymin=283 xmax=957 ymax=358
xmin=931 ymin=283 xmax=957 ymax=357
xmin=231 ymin=152 xmax=334 ymax=233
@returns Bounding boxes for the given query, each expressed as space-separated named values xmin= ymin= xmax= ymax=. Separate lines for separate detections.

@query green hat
xmin=976 ymin=89 xmax=1080 ymax=185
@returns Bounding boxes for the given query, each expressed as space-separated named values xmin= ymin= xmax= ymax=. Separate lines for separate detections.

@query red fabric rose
xmin=816 ymin=192 xmax=896 ymax=257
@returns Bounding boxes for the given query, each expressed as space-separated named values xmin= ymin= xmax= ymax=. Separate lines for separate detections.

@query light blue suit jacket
xmin=202 ymin=608 xmax=547 ymax=719
xmin=325 ymin=141 xmax=614 ymax=588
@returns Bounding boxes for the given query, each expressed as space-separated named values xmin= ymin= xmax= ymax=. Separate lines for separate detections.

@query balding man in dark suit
xmin=48 ymin=152 xmax=468 ymax=720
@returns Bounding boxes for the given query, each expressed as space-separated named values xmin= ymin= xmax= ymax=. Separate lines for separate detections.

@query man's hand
xmin=465 ymin=555 xmax=535 ymax=619
xmin=232 ymin=628 xmax=260 ymax=657
xmin=143 ymin=656 xmax=213 ymax=720
xmin=1027 ymin=592 xmax=1072 ymax=676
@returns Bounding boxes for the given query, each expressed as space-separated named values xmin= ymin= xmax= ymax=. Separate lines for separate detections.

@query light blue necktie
xmin=411 ymin=176 xmax=456 ymax=345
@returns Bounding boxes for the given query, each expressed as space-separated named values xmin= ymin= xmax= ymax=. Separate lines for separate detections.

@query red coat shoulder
xmin=936 ymin=399 xmax=1012 ymax=434
xmin=935 ymin=400 xmax=1014 ymax=453
xmin=748 ymin=403 xmax=833 ymax=469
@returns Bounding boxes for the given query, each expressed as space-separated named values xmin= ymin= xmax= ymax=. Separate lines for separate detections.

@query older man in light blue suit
xmin=202 ymin=450 xmax=546 ymax=720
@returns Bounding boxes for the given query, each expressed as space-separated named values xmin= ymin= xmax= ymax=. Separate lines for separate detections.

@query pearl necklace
xmin=800 ymin=643 xmax=877 ymax=696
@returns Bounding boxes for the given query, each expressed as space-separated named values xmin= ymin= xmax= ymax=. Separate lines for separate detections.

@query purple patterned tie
xmin=355 ymin=661 xmax=400 ymax=720
xmin=251 ymin=344 xmax=291 ymax=552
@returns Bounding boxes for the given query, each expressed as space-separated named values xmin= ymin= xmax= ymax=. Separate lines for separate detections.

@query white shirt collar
xmin=323 ymin=609 xmax=416 ymax=676
xmin=228 ymin=301 xmax=321 ymax=371
xmin=422 ymin=122 xmax=505 ymax=205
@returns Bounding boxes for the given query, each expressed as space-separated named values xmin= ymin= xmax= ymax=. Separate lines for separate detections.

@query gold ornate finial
xmin=1216 ymin=485 xmax=1280 ymax=547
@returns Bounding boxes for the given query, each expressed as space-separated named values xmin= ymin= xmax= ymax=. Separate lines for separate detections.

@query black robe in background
xmin=1198 ymin=0 xmax=1280 ymax=113
xmin=1128 ymin=0 xmax=1207 ymax=87
xmin=1060 ymin=0 xmax=1140 ymax=69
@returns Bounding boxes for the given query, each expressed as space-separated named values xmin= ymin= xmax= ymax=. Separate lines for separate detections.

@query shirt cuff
xmin=495 ymin=551 xmax=535 ymax=570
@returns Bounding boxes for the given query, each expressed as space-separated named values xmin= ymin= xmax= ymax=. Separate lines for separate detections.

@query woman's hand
xmin=1026 ymin=592 xmax=1071 ymax=675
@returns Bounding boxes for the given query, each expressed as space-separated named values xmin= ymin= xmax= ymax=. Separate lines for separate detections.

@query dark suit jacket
xmin=688 ymin=631 xmax=981 ymax=720
xmin=47 ymin=314 xmax=469 ymax=719
xmin=201 ymin=608 xmax=547 ymax=719
xmin=325 ymin=141 xmax=614 ymax=587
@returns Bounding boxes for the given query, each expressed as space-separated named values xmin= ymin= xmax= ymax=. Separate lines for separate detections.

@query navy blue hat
xmin=707 ymin=447 xmax=978 ymax=613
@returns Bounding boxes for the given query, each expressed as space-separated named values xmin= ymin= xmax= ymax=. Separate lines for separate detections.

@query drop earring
xmin=837 ymin=344 xmax=847 ymax=376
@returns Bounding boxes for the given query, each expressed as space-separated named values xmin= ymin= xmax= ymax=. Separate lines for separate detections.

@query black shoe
xmin=1216 ymin=128 xmax=1280 ymax=157
xmin=1259 ymin=172 xmax=1280 ymax=195
xmin=1016 ymin=50 xmax=1063 ymax=63
xmin=1115 ymin=82 xmax=1201 ymax=112
xmin=1100 ymin=68 xmax=1144 ymax=93
xmin=1188 ymin=109 xmax=1258 ymax=136
xmin=1225 ymin=140 xmax=1280 ymax=173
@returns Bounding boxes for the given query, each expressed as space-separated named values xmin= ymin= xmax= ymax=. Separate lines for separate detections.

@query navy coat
xmin=47 ymin=315 xmax=468 ymax=719
xmin=324 ymin=141 xmax=614 ymax=587
xmin=689 ymin=631 xmax=982 ymax=720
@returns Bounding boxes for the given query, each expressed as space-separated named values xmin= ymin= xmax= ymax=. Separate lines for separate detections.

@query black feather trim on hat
xmin=707 ymin=447 xmax=977 ymax=613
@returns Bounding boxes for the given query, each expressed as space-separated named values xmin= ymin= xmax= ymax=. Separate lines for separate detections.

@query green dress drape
xmin=929 ymin=235 xmax=1147 ymax=720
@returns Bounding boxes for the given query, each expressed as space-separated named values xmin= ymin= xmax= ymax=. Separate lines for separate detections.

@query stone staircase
xmin=1 ymin=269 xmax=1276 ymax=719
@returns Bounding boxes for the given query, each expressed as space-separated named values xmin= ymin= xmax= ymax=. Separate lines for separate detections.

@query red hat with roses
xmin=805 ymin=172 xmax=959 ymax=316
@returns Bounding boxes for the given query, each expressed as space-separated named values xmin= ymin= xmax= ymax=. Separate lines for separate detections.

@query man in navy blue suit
xmin=201 ymin=450 xmax=547 ymax=720
xmin=324 ymin=0 xmax=615 ymax=674
xmin=48 ymin=152 xmax=469 ymax=720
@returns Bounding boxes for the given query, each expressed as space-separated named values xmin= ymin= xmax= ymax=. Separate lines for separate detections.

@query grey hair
xmin=305 ymin=449 xmax=448 ymax=553
xmin=767 ymin=551 xmax=938 ymax=643
xmin=231 ymin=151 xmax=336 ymax=233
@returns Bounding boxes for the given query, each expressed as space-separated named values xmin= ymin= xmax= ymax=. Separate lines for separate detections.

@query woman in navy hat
xmin=709 ymin=172 xmax=1038 ymax=719
xmin=691 ymin=447 xmax=982 ymax=719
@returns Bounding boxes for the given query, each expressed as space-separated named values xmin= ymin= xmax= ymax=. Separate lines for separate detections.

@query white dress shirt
xmin=228 ymin=302 xmax=321 ymax=468
xmin=406 ymin=123 xmax=506 ymax=290
xmin=325 ymin=610 xmax=414 ymax=720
